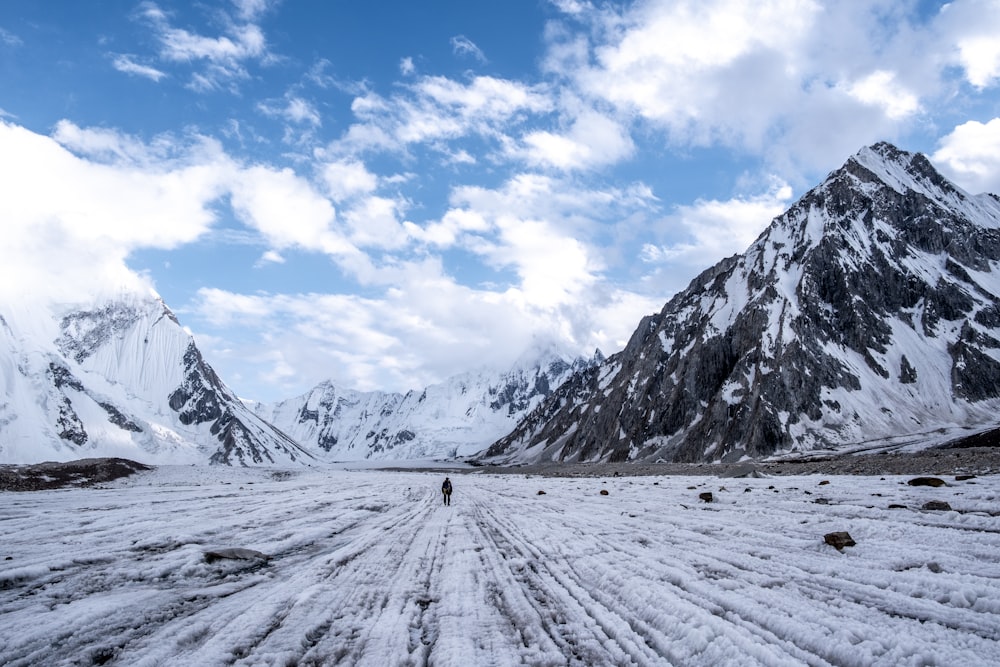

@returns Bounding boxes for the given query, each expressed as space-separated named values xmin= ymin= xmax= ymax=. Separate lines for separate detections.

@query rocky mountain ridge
xmin=253 ymin=350 xmax=603 ymax=461
xmin=484 ymin=143 xmax=1000 ymax=464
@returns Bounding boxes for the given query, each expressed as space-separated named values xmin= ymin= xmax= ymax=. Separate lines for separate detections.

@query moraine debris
xmin=824 ymin=531 xmax=856 ymax=551
xmin=907 ymin=477 xmax=946 ymax=487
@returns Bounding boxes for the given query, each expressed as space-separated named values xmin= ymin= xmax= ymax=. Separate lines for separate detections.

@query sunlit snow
xmin=2 ymin=466 xmax=998 ymax=666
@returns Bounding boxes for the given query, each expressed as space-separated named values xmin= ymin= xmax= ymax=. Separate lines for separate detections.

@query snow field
xmin=1 ymin=466 xmax=999 ymax=666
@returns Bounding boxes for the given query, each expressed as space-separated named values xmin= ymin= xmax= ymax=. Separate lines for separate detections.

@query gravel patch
xmin=0 ymin=458 xmax=152 ymax=492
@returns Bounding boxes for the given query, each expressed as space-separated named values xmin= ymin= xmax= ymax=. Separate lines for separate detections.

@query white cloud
xmin=451 ymin=35 xmax=487 ymax=63
xmin=643 ymin=178 xmax=794 ymax=273
xmin=549 ymin=0 xmax=590 ymax=16
xmin=138 ymin=2 xmax=272 ymax=92
xmin=258 ymin=96 xmax=322 ymax=127
xmin=333 ymin=74 xmax=552 ymax=156
xmin=417 ymin=75 xmax=550 ymax=122
xmin=182 ymin=166 xmax=669 ymax=398
xmin=543 ymin=0 xmax=1000 ymax=177
xmin=1 ymin=26 xmax=24 ymax=47
xmin=404 ymin=208 xmax=489 ymax=248
xmin=517 ymin=109 xmax=634 ymax=171
xmin=256 ymin=249 xmax=286 ymax=266
xmin=433 ymin=173 xmax=654 ymax=309
xmin=232 ymin=0 xmax=273 ymax=21
xmin=400 ymin=57 xmax=415 ymax=76
xmin=160 ymin=23 xmax=266 ymax=63
xmin=51 ymin=120 xmax=196 ymax=165
xmin=53 ymin=120 xmax=155 ymax=163
xmin=445 ymin=148 xmax=476 ymax=165
xmin=190 ymin=255 xmax=658 ymax=397
xmin=932 ymin=118 xmax=1000 ymax=194
xmin=0 ymin=121 xmax=229 ymax=304
xmin=321 ymin=159 xmax=378 ymax=202
xmin=229 ymin=165 xmax=344 ymax=253
xmin=569 ymin=0 xmax=817 ymax=130
xmin=342 ymin=196 xmax=409 ymax=250
xmin=937 ymin=0 xmax=1000 ymax=89
xmin=843 ymin=70 xmax=921 ymax=120
xmin=111 ymin=54 xmax=168 ymax=81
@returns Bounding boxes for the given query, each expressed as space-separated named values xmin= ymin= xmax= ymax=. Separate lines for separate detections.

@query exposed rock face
xmin=485 ymin=143 xmax=1000 ymax=464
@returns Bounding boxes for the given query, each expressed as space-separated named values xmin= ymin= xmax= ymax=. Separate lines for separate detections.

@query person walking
xmin=441 ymin=477 xmax=453 ymax=506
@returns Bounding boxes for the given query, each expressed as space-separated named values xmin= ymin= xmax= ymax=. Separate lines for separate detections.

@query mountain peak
xmin=1 ymin=291 xmax=311 ymax=466
xmin=484 ymin=143 xmax=1000 ymax=465
xmin=847 ymin=141 xmax=968 ymax=206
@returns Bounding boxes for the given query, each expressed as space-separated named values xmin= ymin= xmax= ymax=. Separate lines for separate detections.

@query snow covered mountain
xmin=253 ymin=349 xmax=603 ymax=461
xmin=484 ymin=143 xmax=1000 ymax=464
xmin=0 ymin=292 xmax=313 ymax=466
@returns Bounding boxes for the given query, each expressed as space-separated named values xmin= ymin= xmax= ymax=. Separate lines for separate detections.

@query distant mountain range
xmin=250 ymin=350 xmax=602 ymax=461
xmin=483 ymin=143 xmax=1000 ymax=464
xmin=4 ymin=142 xmax=999 ymax=466
xmin=0 ymin=288 xmax=598 ymax=465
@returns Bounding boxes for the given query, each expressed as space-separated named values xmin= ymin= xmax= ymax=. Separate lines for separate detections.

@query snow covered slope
xmin=254 ymin=350 xmax=602 ymax=461
xmin=485 ymin=143 xmax=1000 ymax=464
xmin=2 ymin=466 xmax=998 ymax=665
xmin=0 ymin=292 xmax=312 ymax=466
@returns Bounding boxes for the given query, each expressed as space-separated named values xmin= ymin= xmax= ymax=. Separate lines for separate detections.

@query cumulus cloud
xmin=517 ymin=109 xmax=635 ymax=171
xmin=342 ymin=196 xmax=409 ymax=250
xmin=0 ymin=121 xmax=229 ymax=305
xmin=321 ymin=159 xmax=378 ymax=202
xmin=181 ymin=165 xmax=668 ymax=397
xmin=544 ymin=0 xmax=999 ymax=176
xmin=933 ymin=118 xmax=1000 ymax=194
xmin=937 ymin=0 xmax=1000 ymax=89
xmin=229 ymin=165 xmax=342 ymax=252
xmin=423 ymin=173 xmax=659 ymax=315
xmin=641 ymin=178 xmax=794 ymax=278
xmin=50 ymin=120 xmax=203 ymax=165
xmin=404 ymin=208 xmax=489 ymax=248
xmin=0 ymin=120 xmax=378 ymax=309
xmin=190 ymin=254 xmax=660 ymax=397
xmin=843 ymin=70 xmax=921 ymax=121
xmin=566 ymin=0 xmax=817 ymax=137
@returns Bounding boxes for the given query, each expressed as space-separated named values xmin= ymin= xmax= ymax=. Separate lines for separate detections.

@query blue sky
xmin=2 ymin=0 xmax=1000 ymax=402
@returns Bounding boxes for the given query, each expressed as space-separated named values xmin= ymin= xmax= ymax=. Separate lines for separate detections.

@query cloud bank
xmin=3 ymin=0 xmax=1000 ymax=402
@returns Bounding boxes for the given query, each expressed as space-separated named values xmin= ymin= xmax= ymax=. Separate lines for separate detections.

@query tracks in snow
xmin=2 ymin=468 xmax=999 ymax=666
